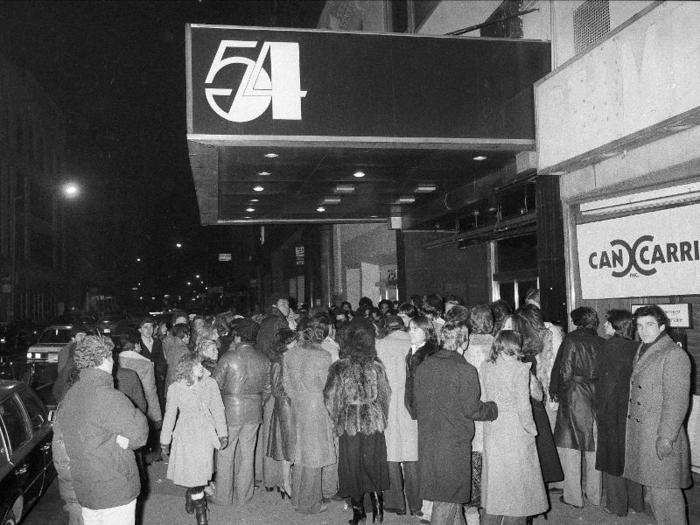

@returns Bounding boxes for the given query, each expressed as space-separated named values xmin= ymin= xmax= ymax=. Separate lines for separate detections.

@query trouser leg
xmin=501 ymin=517 xmax=527 ymax=525
xmin=214 ymin=425 xmax=241 ymax=505
xmin=234 ymin=423 xmax=259 ymax=504
xmin=384 ymin=461 xmax=406 ymax=512
xmin=403 ymin=461 xmax=421 ymax=513
xmin=626 ymin=478 xmax=644 ymax=513
xmin=648 ymin=486 xmax=687 ymax=525
xmin=292 ymin=465 xmax=323 ymax=514
xmin=482 ymin=514 xmax=502 ymax=525
xmin=558 ymin=447 xmax=583 ymax=507
xmin=583 ymin=450 xmax=601 ymax=505
xmin=321 ymin=461 xmax=338 ymax=499
xmin=602 ymin=472 xmax=626 ymax=515
xmin=431 ymin=501 xmax=466 ymax=525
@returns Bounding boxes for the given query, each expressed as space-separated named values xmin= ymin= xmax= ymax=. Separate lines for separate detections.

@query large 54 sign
xmin=204 ymin=40 xmax=307 ymax=123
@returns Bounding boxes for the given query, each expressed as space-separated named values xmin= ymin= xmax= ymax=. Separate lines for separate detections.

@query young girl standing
xmin=161 ymin=354 xmax=228 ymax=525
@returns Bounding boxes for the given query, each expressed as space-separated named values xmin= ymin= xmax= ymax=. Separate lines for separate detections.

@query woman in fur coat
xmin=324 ymin=317 xmax=391 ymax=524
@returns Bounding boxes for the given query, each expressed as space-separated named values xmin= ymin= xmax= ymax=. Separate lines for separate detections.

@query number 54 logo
xmin=205 ymin=40 xmax=307 ymax=123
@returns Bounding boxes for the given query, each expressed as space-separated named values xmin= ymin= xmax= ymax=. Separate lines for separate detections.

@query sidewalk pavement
xmin=25 ymin=459 xmax=698 ymax=524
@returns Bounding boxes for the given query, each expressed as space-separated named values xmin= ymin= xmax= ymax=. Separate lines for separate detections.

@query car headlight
xmin=27 ymin=352 xmax=32 ymax=359
xmin=34 ymin=353 xmax=42 ymax=359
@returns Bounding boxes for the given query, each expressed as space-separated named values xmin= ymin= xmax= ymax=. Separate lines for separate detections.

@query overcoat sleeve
xmin=517 ymin=363 xmax=537 ymax=435
xmin=460 ymin=364 xmax=498 ymax=422
xmin=549 ymin=335 xmax=574 ymax=400
xmin=658 ymin=347 xmax=691 ymax=442
xmin=97 ymin=390 xmax=149 ymax=450
xmin=160 ymin=384 xmax=178 ymax=446
xmin=142 ymin=362 xmax=162 ymax=422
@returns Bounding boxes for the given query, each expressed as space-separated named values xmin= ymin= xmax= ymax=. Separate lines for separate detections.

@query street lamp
xmin=62 ymin=182 xmax=80 ymax=198
xmin=175 ymin=242 xmax=182 ymax=249
xmin=136 ymin=257 xmax=141 ymax=262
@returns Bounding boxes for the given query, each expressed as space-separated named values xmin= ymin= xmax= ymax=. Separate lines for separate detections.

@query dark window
xmin=38 ymin=327 xmax=71 ymax=345
xmin=0 ymin=396 xmax=30 ymax=452
xmin=499 ymin=282 xmax=515 ymax=311
xmin=30 ymin=231 xmax=55 ymax=268
xmin=481 ymin=0 xmax=525 ymax=39
xmin=30 ymin=181 xmax=53 ymax=223
xmin=20 ymin=389 xmax=46 ymax=431
xmin=392 ymin=0 xmax=408 ymax=32
xmin=496 ymin=234 xmax=538 ymax=273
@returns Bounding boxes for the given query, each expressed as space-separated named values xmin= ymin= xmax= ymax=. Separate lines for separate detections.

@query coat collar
xmin=633 ymin=333 xmax=673 ymax=370
xmin=78 ymin=367 xmax=114 ymax=387
xmin=119 ymin=350 xmax=150 ymax=362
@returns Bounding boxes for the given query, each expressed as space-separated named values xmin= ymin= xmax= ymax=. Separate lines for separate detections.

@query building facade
xmin=0 ymin=55 xmax=68 ymax=324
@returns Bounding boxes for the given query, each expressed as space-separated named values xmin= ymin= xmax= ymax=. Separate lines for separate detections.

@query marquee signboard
xmin=186 ymin=24 xmax=550 ymax=144
xmin=576 ymin=203 xmax=700 ymax=299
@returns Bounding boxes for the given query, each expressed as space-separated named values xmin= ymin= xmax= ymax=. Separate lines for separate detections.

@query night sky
xmin=0 ymin=0 xmax=324 ymax=305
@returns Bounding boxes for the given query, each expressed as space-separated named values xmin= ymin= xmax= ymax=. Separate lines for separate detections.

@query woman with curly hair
xmin=283 ymin=316 xmax=336 ymax=515
xmin=324 ymin=317 xmax=391 ymax=524
xmin=160 ymin=353 xmax=228 ymax=525
xmin=195 ymin=338 xmax=219 ymax=375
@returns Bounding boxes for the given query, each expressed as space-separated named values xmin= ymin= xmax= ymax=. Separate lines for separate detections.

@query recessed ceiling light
xmin=397 ymin=196 xmax=416 ymax=204
xmin=253 ymin=185 xmax=264 ymax=192
xmin=353 ymin=170 xmax=365 ymax=178
xmin=473 ymin=155 xmax=487 ymax=161
xmin=370 ymin=215 xmax=378 ymax=218
xmin=258 ymin=171 xmax=271 ymax=176
xmin=250 ymin=198 xmax=259 ymax=203
xmin=246 ymin=207 xmax=255 ymax=212
xmin=415 ymin=184 xmax=437 ymax=193
xmin=244 ymin=216 xmax=252 ymax=219
xmin=264 ymin=152 xmax=278 ymax=158
xmin=322 ymin=197 xmax=341 ymax=204
xmin=316 ymin=206 xmax=326 ymax=212
xmin=334 ymin=184 xmax=355 ymax=193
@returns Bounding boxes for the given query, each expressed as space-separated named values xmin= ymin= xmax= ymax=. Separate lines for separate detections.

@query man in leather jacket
xmin=549 ymin=306 xmax=604 ymax=509
xmin=212 ymin=325 xmax=271 ymax=505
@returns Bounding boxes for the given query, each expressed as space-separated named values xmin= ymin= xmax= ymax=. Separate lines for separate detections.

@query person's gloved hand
xmin=161 ymin=444 xmax=170 ymax=456
xmin=656 ymin=437 xmax=673 ymax=460
xmin=219 ymin=436 xmax=229 ymax=450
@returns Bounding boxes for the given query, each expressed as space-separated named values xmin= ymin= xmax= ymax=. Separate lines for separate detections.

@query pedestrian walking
xmin=376 ymin=314 xmax=420 ymax=517
xmin=481 ymin=330 xmax=548 ymax=524
xmin=325 ymin=317 xmax=391 ymax=524
xmin=595 ymin=309 xmax=644 ymax=516
xmin=549 ymin=307 xmax=604 ymax=508
xmin=624 ymin=305 xmax=691 ymax=524
xmin=284 ymin=316 xmax=336 ymax=515
xmin=212 ymin=322 xmax=270 ymax=505
xmin=160 ymin=353 xmax=228 ymax=525
xmin=414 ymin=305 xmax=498 ymax=525
xmin=56 ymin=335 xmax=148 ymax=525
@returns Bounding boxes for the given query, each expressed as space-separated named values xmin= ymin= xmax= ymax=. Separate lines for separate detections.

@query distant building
xmin=0 ymin=55 xmax=68 ymax=323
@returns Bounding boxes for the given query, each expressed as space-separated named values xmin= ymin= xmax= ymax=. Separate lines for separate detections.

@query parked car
xmin=0 ymin=380 xmax=55 ymax=524
xmin=24 ymin=325 xmax=72 ymax=388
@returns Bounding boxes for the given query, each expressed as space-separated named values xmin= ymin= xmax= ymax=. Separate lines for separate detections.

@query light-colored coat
xmin=284 ymin=342 xmax=336 ymax=468
xmin=119 ymin=350 xmax=162 ymax=423
xmin=481 ymin=357 xmax=548 ymax=517
xmin=624 ymin=334 xmax=692 ymax=489
xmin=464 ymin=333 xmax=494 ymax=453
xmin=160 ymin=374 xmax=228 ymax=487
xmin=376 ymin=330 xmax=417 ymax=462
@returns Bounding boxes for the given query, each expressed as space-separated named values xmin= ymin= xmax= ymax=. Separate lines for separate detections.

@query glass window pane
xmin=499 ymin=282 xmax=515 ymax=312
xmin=0 ymin=396 xmax=30 ymax=452
xmin=20 ymin=389 xmax=45 ymax=431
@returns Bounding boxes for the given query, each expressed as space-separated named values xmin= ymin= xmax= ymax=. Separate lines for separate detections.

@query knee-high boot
xmin=349 ymin=495 xmax=367 ymax=524
xmin=193 ymin=496 xmax=208 ymax=525
xmin=185 ymin=488 xmax=194 ymax=514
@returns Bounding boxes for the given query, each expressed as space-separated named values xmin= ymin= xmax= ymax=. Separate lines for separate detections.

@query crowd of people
xmin=49 ymin=290 xmax=692 ymax=525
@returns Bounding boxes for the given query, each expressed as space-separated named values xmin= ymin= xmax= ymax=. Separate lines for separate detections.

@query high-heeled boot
xmin=185 ymin=488 xmax=194 ymax=514
xmin=193 ymin=496 xmax=208 ymax=525
xmin=349 ymin=496 xmax=367 ymax=524
xmin=369 ymin=492 xmax=384 ymax=523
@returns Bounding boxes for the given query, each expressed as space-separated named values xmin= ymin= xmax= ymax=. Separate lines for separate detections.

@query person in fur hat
xmin=324 ymin=317 xmax=391 ymax=524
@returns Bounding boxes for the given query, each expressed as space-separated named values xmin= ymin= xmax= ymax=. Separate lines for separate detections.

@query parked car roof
xmin=0 ymin=379 xmax=25 ymax=402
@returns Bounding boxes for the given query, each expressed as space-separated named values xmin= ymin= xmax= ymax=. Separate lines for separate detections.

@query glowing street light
xmin=175 ymin=242 xmax=183 ymax=249
xmin=62 ymin=182 xmax=80 ymax=198
xmin=136 ymin=257 xmax=141 ymax=262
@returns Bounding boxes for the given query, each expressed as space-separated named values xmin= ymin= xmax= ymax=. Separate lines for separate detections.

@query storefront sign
xmin=186 ymin=24 xmax=550 ymax=142
xmin=576 ymin=203 xmax=700 ymax=299
xmin=631 ymin=303 xmax=692 ymax=328
xmin=218 ymin=253 xmax=232 ymax=262
xmin=294 ymin=245 xmax=305 ymax=266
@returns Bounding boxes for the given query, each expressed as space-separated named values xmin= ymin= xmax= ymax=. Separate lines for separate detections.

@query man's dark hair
xmin=633 ymin=304 xmax=670 ymax=331
xmin=570 ymin=306 xmax=599 ymax=329
xmin=606 ymin=309 xmax=634 ymax=340
xmin=339 ymin=318 xmax=376 ymax=360
xmin=171 ymin=323 xmax=190 ymax=340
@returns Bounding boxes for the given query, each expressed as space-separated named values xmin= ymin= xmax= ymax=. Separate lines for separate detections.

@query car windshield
xmin=37 ymin=328 xmax=71 ymax=345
